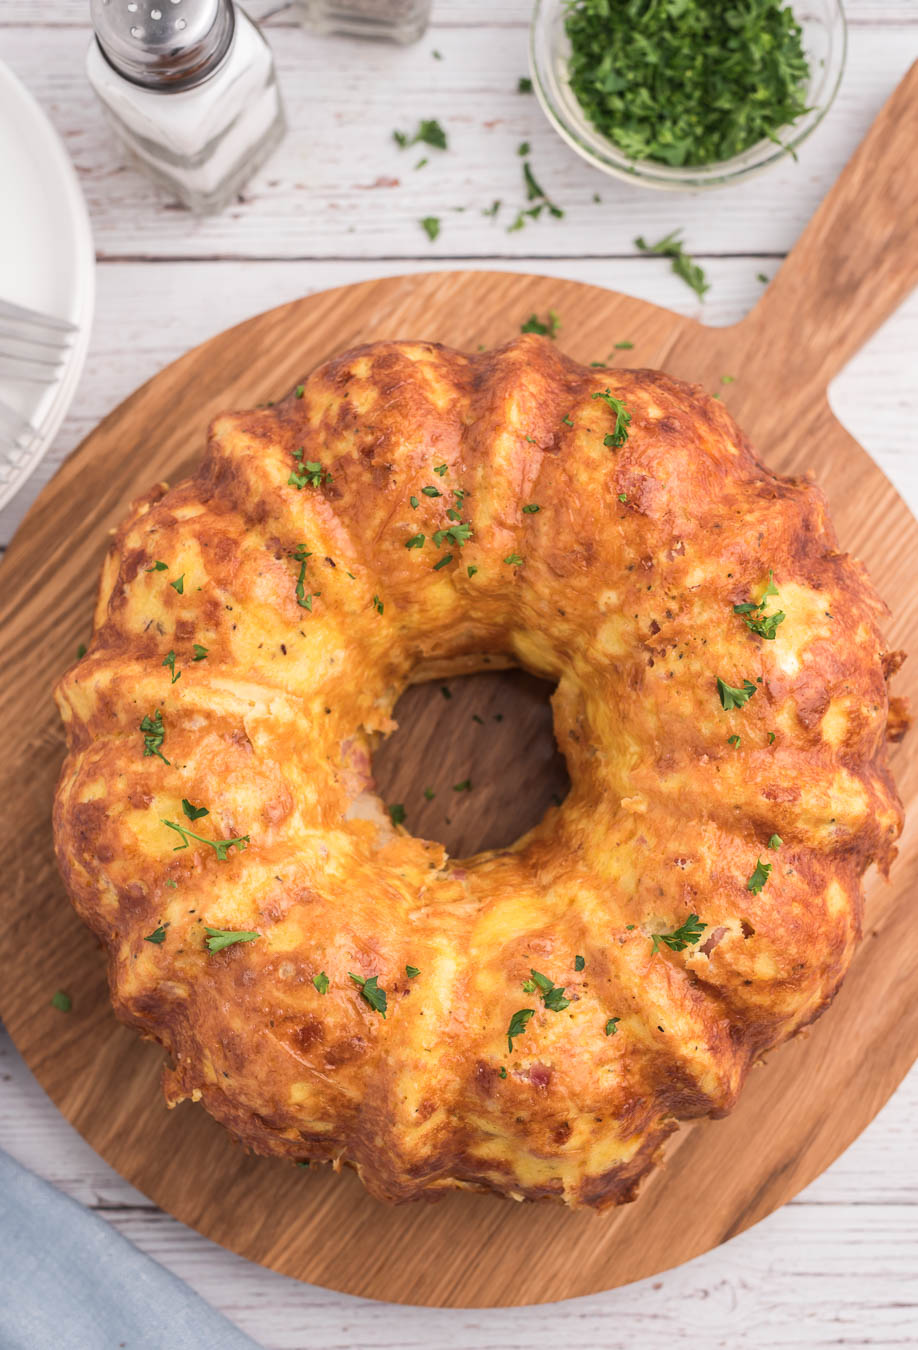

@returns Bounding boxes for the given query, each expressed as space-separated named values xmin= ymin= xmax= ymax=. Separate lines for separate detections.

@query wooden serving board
xmin=2 ymin=66 xmax=918 ymax=1310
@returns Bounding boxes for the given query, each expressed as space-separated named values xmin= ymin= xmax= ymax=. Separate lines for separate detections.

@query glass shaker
xmin=295 ymin=0 xmax=432 ymax=45
xmin=86 ymin=0 xmax=286 ymax=214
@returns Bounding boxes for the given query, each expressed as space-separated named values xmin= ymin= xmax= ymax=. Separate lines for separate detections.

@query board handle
xmin=741 ymin=59 xmax=918 ymax=387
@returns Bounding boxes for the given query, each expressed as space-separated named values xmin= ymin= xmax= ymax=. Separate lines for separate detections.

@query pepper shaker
xmin=295 ymin=0 xmax=431 ymax=45
xmin=87 ymin=0 xmax=286 ymax=214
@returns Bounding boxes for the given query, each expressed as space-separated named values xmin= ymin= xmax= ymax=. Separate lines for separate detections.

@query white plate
xmin=0 ymin=59 xmax=94 ymax=514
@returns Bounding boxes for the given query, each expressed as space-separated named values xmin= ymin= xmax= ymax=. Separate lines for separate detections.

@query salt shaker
xmin=295 ymin=0 xmax=431 ymax=45
xmin=87 ymin=0 xmax=286 ymax=214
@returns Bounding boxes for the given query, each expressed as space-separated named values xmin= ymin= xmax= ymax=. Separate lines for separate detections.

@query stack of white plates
xmin=0 ymin=59 xmax=94 ymax=515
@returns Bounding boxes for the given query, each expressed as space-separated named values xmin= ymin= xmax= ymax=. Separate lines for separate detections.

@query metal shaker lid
xmin=89 ymin=0 xmax=236 ymax=92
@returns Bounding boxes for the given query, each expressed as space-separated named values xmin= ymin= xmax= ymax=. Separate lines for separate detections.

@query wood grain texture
xmin=3 ymin=22 xmax=917 ymax=263
xmin=0 ymin=239 xmax=916 ymax=1309
xmin=3 ymin=256 xmax=916 ymax=553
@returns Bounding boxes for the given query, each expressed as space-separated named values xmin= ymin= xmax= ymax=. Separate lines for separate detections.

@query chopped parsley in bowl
xmin=530 ymin=0 xmax=846 ymax=190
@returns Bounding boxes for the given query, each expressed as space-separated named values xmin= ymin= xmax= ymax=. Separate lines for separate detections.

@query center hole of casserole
xmin=372 ymin=668 xmax=570 ymax=857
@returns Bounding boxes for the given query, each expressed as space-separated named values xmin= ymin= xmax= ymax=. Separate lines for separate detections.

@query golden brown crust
xmin=53 ymin=335 xmax=905 ymax=1207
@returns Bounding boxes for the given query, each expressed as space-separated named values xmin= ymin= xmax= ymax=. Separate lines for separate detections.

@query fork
xmin=0 ymin=297 xmax=77 ymax=383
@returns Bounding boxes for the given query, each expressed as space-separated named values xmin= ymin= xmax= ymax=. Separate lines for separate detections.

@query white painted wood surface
xmin=1 ymin=1 xmax=916 ymax=1345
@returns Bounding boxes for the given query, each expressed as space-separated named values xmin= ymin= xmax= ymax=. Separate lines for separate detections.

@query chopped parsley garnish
xmin=467 ymin=565 xmax=478 ymax=578
xmin=204 ymin=927 xmax=259 ymax=953
xmin=388 ymin=803 xmax=406 ymax=826
xmin=420 ymin=216 xmax=441 ymax=242
xmin=483 ymin=199 xmax=501 ymax=218
xmin=162 ymin=650 xmax=180 ymax=684
xmin=313 ymin=972 xmax=329 ymax=995
xmin=140 ymin=710 xmax=169 ymax=764
xmin=507 ymin=1007 xmax=534 ymax=1052
xmin=192 ymin=644 xmax=208 ymax=661
xmin=530 ymin=969 xmax=571 ymax=1012
xmin=768 ymin=731 xmax=777 ymax=744
xmin=618 ymin=492 xmax=628 ymax=503
xmin=721 ymin=374 xmax=735 ymax=385
xmin=51 ymin=990 xmax=71 ymax=1012
xmin=372 ymin=595 xmax=384 ymax=615
xmin=410 ymin=495 xmax=420 ymax=508
xmin=518 ymin=141 xmax=530 ymax=156
xmin=522 ymin=978 xmax=537 ymax=993
xmin=757 ymin=272 xmax=769 ymax=284
xmin=76 ymin=642 xmax=87 ymax=658
xmin=441 ymin=686 xmax=452 ymax=698
xmin=145 ymin=925 xmax=168 ymax=944
xmin=733 ymin=569 xmax=785 ymax=640
xmin=453 ymin=779 xmax=471 ymax=792
xmin=522 ymin=503 xmax=540 ymax=514
xmin=161 ymin=819 xmax=249 ymax=860
xmin=394 ymin=118 xmax=448 ymax=151
xmin=747 ymin=859 xmax=772 ymax=894
xmin=604 ymin=1017 xmax=620 ymax=1036
xmin=521 ymin=310 xmax=561 ymax=338
xmin=170 ymin=575 xmax=184 ymax=595
xmin=508 ymin=187 xmax=563 ymax=234
xmin=614 ymin=341 xmax=634 ymax=350
xmin=181 ymin=798 xmax=209 ymax=822
xmin=433 ymin=463 xmax=448 ymax=476
xmin=728 ymin=734 xmax=741 ymax=748
xmin=421 ymin=485 xmax=441 ymax=497
xmin=292 ymin=544 xmax=317 ymax=611
xmin=288 ymin=451 xmax=331 ymax=490
xmin=295 ymin=385 xmax=305 ymax=398
xmin=768 ymin=833 xmax=783 ymax=849
xmin=349 ymin=972 xmax=387 ymax=1017
xmin=406 ymin=533 xmax=425 ymax=550
xmin=565 ymin=0 xmax=809 ymax=168
xmin=561 ymin=414 xmax=574 ymax=427
xmin=433 ymin=521 xmax=473 ymax=549
xmin=717 ymin=676 xmax=757 ymax=711
xmin=592 ymin=388 xmax=632 ymax=447
xmin=146 ymin=561 xmax=168 ymax=573
xmin=574 ymin=955 xmax=585 ymax=971
xmin=522 ymin=161 xmax=563 ymax=217
xmin=651 ymin=913 xmax=707 ymax=954
xmin=499 ymin=1065 xmax=508 ymax=1078
xmin=424 ymin=787 xmax=436 ymax=800
xmin=518 ymin=76 xmax=533 ymax=93
xmin=406 ymin=965 xmax=420 ymax=978
xmin=504 ymin=554 xmax=523 ymax=566
xmin=635 ymin=231 xmax=709 ymax=300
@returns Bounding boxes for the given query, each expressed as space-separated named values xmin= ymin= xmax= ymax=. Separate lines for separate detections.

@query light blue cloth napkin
xmin=0 ymin=1149 xmax=263 ymax=1350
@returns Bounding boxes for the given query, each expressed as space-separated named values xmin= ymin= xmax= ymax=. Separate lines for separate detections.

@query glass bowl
xmin=529 ymin=0 xmax=847 ymax=191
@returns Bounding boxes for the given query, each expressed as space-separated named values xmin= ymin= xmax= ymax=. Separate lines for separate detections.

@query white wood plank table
xmin=1 ymin=3 xmax=916 ymax=1345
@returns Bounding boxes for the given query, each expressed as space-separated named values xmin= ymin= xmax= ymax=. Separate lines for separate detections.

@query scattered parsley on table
xmin=636 ymin=231 xmax=709 ymax=300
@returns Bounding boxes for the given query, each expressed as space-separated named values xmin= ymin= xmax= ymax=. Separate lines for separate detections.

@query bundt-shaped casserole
xmin=54 ymin=335 xmax=905 ymax=1208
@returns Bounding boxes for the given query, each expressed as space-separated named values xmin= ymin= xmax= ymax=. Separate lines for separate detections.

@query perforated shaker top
xmin=89 ymin=0 xmax=236 ymax=91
